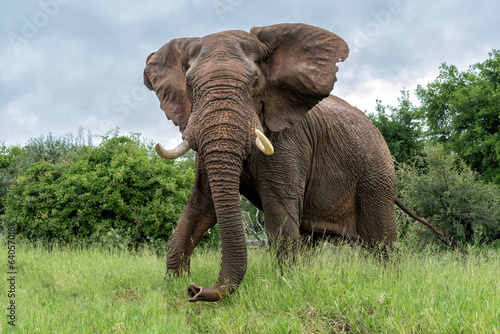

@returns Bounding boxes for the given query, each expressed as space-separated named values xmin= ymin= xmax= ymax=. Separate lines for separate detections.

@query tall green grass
xmin=1 ymin=241 xmax=498 ymax=333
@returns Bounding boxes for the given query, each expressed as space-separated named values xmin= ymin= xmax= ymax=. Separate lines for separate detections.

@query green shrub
xmin=0 ymin=129 xmax=92 ymax=216
xmin=0 ymin=142 xmax=22 ymax=215
xmin=5 ymin=134 xmax=195 ymax=249
xmin=396 ymin=144 xmax=500 ymax=245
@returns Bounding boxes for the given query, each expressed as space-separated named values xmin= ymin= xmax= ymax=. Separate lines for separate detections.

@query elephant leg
xmin=257 ymin=147 xmax=308 ymax=262
xmin=260 ymin=191 xmax=302 ymax=263
xmin=166 ymin=187 xmax=216 ymax=276
xmin=355 ymin=178 xmax=397 ymax=255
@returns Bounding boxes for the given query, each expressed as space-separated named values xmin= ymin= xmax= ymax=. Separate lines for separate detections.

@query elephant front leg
xmin=261 ymin=195 xmax=302 ymax=263
xmin=166 ymin=188 xmax=216 ymax=276
xmin=257 ymin=150 xmax=307 ymax=263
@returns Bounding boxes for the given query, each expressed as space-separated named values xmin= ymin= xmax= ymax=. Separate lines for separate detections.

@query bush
xmin=0 ymin=142 xmax=22 ymax=215
xmin=5 ymin=134 xmax=195 ymax=249
xmin=0 ymin=129 xmax=92 ymax=215
xmin=396 ymin=144 xmax=500 ymax=245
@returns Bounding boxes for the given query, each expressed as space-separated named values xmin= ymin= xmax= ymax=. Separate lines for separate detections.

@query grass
xmin=1 ymin=240 xmax=499 ymax=333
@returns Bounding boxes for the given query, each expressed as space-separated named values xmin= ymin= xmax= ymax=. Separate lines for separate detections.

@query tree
xmin=368 ymin=90 xmax=424 ymax=164
xmin=416 ymin=50 xmax=500 ymax=184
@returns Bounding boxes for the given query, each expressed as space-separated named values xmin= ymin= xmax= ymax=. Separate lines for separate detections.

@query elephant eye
xmin=186 ymin=80 xmax=193 ymax=91
xmin=253 ymin=78 xmax=260 ymax=87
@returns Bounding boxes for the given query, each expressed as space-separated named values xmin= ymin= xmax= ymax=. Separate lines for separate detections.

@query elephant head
xmin=144 ymin=23 xmax=348 ymax=301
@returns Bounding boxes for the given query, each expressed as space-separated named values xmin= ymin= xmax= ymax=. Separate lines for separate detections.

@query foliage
xmin=241 ymin=196 xmax=267 ymax=245
xmin=396 ymin=144 xmax=500 ymax=245
xmin=0 ymin=142 xmax=22 ymax=215
xmin=416 ymin=50 xmax=500 ymax=184
xmin=4 ymin=133 xmax=195 ymax=249
xmin=368 ymin=90 xmax=425 ymax=164
xmin=0 ymin=128 xmax=92 ymax=215
xmin=19 ymin=128 xmax=92 ymax=165
xmin=3 ymin=241 xmax=498 ymax=333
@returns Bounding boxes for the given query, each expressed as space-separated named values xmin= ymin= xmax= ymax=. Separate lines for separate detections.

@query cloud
xmin=1 ymin=0 xmax=499 ymax=146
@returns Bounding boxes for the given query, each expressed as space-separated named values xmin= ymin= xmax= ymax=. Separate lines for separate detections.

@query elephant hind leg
xmin=354 ymin=183 xmax=397 ymax=250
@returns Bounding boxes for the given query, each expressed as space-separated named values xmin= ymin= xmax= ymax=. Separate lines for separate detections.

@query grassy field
xmin=1 ymin=241 xmax=499 ymax=333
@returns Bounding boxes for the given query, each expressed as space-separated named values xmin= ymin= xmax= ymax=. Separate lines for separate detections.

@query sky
xmin=1 ymin=0 xmax=499 ymax=148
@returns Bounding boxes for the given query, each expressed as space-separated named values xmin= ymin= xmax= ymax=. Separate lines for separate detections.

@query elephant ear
xmin=144 ymin=38 xmax=198 ymax=133
xmin=251 ymin=23 xmax=349 ymax=132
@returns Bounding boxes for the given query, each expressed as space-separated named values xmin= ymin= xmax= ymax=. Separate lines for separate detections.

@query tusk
xmin=155 ymin=140 xmax=190 ymax=159
xmin=255 ymin=129 xmax=274 ymax=155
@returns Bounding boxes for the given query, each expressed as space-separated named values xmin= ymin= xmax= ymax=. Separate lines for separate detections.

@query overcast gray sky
xmin=1 ymin=0 xmax=499 ymax=147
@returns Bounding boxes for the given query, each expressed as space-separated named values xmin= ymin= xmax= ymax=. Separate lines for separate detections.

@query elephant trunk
xmin=187 ymin=123 xmax=249 ymax=302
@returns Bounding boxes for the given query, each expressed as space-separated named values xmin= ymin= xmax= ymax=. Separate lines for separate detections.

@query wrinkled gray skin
xmin=144 ymin=23 xmax=410 ymax=302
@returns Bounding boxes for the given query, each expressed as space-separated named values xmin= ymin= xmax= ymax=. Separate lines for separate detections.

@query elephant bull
xmin=144 ymin=23 xmax=453 ymax=302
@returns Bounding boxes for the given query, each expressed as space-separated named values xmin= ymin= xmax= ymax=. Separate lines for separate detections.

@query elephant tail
xmin=395 ymin=197 xmax=462 ymax=252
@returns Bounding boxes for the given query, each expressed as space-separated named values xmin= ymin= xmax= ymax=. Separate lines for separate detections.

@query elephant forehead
xmin=199 ymin=30 xmax=263 ymax=59
xmin=187 ymin=37 xmax=261 ymax=80
xmin=202 ymin=30 xmax=252 ymax=43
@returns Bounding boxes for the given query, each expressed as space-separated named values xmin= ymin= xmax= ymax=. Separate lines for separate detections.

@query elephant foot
xmin=166 ymin=263 xmax=191 ymax=278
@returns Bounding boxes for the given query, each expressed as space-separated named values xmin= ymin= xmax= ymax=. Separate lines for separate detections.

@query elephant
xmin=144 ymin=23 xmax=450 ymax=302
